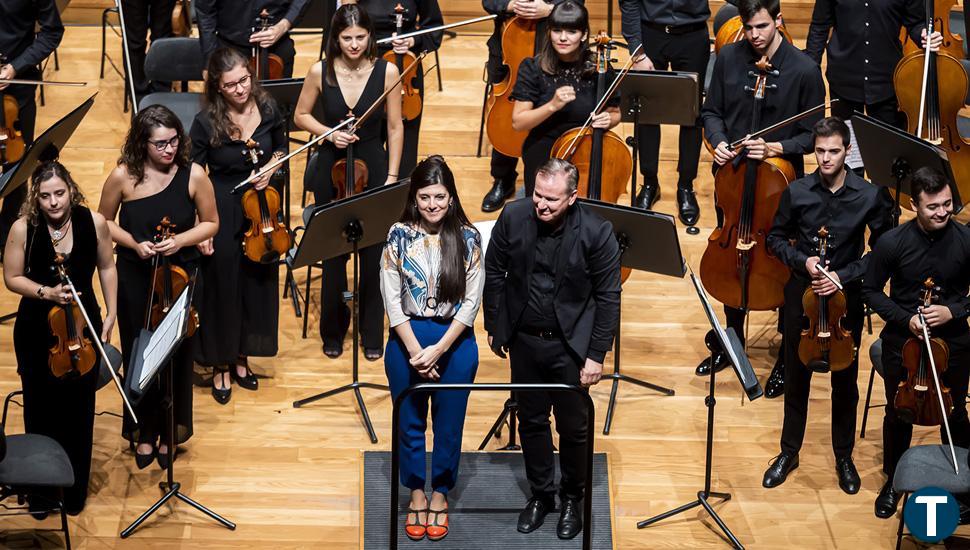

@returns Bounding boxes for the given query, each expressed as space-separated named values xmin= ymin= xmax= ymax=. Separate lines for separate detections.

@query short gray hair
xmin=535 ymin=158 xmax=579 ymax=193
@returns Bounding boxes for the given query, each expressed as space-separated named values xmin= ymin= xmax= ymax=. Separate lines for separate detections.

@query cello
xmin=901 ymin=0 xmax=962 ymax=58
xmin=172 ymin=0 xmax=192 ymax=37
xmin=251 ymin=9 xmax=285 ymax=81
xmin=797 ymin=227 xmax=855 ymax=373
xmin=146 ymin=217 xmax=200 ymax=335
xmin=47 ymin=254 xmax=97 ymax=379
xmin=240 ymin=139 xmax=291 ymax=263
xmin=382 ymin=3 xmax=422 ymax=121
xmin=484 ymin=16 xmax=536 ymax=158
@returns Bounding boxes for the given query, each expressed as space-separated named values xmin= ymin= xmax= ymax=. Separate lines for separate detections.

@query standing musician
xmin=196 ymin=0 xmax=310 ymax=78
xmin=0 ymin=0 xmax=64 ymax=254
xmin=480 ymin=0 xmax=584 ymax=213
xmin=121 ymin=0 xmax=176 ymax=98
xmin=510 ymin=0 xmax=620 ymax=199
xmin=294 ymin=3 xmax=403 ymax=360
xmin=862 ymin=167 xmax=970 ymax=519
xmin=762 ymin=117 xmax=892 ymax=493
xmin=98 ymin=105 xmax=218 ymax=469
xmin=190 ymin=47 xmax=286 ymax=404
xmin=619 ymin=0 xmax=709 ymax=225
xmin=3 ymin=161 xmax=117 ymax=515
xmin=698 ymin=0 xmax=825 ymax=396
xmin=484 ymin=158 xmax=620 ymax=540
xmin=349 ymin=0 xmax=443 ymax=178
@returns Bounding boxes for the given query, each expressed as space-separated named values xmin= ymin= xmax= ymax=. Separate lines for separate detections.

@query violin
xmin=798 ymin=227 xmax=855 ymax=373
xmin=251 ymin=9 xmax=285 ymax=80
xmin=699 ymin=56 xmax=792 ymax=312
xmin=0 ymin=54 xmax=25 ymax=166
xmin=240 ymin=139 xmax=291 ymax=263
xmin=381 ymin=3 xmax=422 ymax=121
xmin=172 ymin=0 xmax=192 ymax=37
xmin=895 ymin=278 xmax=953 ymax=427
xmin=714 ymin=14 xmax=793 ymax=54
xmin=484 ymin=15 xmax=535 ymax=158
xmin=147 ymin=217 xmax=199 ymax=335
xmin=47 ymin=253 xmax=97 ymax=379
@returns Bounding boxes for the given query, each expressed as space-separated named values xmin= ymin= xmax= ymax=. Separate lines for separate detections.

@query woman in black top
xmin=191 ymin=47 xmax=287 ymax=404
xmin=355 ymin=0 xmax=442 ymax=178
xmin=99 ymin=105 xmax=218 ymax=469
xmin=3 ymin=161 xmax=117 ymax=515
xmin=294 ymin=3 xmax=404 ymax=359
xmin=511 ymin=0 xmax=620 ymax=197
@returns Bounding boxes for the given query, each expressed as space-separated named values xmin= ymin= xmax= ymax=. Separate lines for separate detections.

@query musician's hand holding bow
xmin=391 ymin=34 xmax=415 ymax=55
xmin=921 ymin=28 xmax=943 ymax=52
xmin=922 ymin=305 xmax=954 ymax=328
xmin=741 ymin=137 xmax=783 ymax=161
xmin=631 ymin=54 xmax=654 ymax=71
xmin=591 ymin=111 xmax=612 ymax=129
xmin=250 ymin=19 xmax=291 ymax=49
xmin=806 ymin=256 xmax=840 ymax=296
xmin=153 ymin=234 xmax=183 ymax=257
xmin=249 ymin=168 xmax=271 ymax=191
xmin=329 ymin=130 xmax=359 ymax=150
xmin=0 ymin=64 xmax=14 ymax=91
xmin=713 ymin=141 xmax=737 ymax=166
xmin=580 ymin=358 xmax=603 ymax=387
xmin=134 ymin=240 xmax=156 ymax=260
xmin=43 ymin=283 xmax=74 ymax=305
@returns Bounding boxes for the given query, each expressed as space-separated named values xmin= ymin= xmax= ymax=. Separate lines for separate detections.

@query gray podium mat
xmin=362 ymin=451 xmax=613 ymax=549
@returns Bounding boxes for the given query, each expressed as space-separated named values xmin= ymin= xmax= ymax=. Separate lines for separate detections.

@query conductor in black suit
xmin=483 ymin=158 xmax=621 ymax=540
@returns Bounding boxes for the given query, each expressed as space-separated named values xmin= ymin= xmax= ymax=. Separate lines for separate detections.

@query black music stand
xmin=637 ymin=271 xmax=761 ymax=550
xmin=289 ymin=180 xmax=410 ymax=443
xmin=619 ymin=70 xmax=701 ymax=233
xmin=120 ymin=281 xmax=236 ymax=538
xmin=852 ymin=112 xmax=961 ymax=227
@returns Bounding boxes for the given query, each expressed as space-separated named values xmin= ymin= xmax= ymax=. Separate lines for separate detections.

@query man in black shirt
xmin=196 ymin=0 xmax=309 ymax=78
xmin=619 ymin=0 xmax=709 ymax=226
xmin=762 ymin=117 xmax=892 ymax=493
xmin=484 ymin=158 xmax=620 ymax=540
xmin=120 ymin=0 xmax=175 ymax=98
xmin=863 ymin=167 xmax=970 ymax=519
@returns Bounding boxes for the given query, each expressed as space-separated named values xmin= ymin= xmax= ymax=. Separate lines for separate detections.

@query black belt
xmin=643 ymin=21 xmax=707 ymax=35
xmin=518 ymin=326 xmax=563 ymax=340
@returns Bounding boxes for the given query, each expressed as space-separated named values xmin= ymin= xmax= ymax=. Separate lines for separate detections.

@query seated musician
xmin=862 ymin=167 xmax=970 ymax=519
xmin=698 ymin=0 xmax=825 ymax=397
xmin=762 ymin=116 xmax=892 ymax=493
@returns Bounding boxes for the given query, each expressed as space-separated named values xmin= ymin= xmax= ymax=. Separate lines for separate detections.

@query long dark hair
xmin=324 ymin=4 xmax=378 ymax=87
xmin=537 ymin=0 xmax=594 ymax=76
xmin=119 ymin=104 xmax=190 ymax=185
xmin=399 ymin=155 xmax=476 ymax=305
xmin=202 ymin=47 xmax=274 ymax=147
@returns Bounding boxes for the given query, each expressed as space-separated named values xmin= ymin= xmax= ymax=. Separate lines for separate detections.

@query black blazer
xmin=483 ymin=199 xmax=622 ymax=363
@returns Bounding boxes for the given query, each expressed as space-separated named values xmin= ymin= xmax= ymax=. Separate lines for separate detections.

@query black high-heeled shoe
xmin=157 ymin=446 xmax=172 ymax=470
xmin=212 ymin=369 xmax=231 ymax=404
xmin=135 ymin=446 xmax=155 ymax=470
xmin=230 ymin=363 xmax=259 ymax=391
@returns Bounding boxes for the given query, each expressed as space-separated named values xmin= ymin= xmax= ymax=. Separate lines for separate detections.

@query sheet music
xmin=139 ymin=288 xmax=188 ymax=389
xmin=845 ymin=119 xmax=864 ymax=170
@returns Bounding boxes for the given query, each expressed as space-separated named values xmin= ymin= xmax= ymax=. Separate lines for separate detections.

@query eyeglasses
xmin=148 ymin=136 xmax=179 ymax=152
xmin=220 ymin=74 xmax=252 ymax=92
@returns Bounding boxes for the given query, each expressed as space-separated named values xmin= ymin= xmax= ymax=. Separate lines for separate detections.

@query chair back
xmin=145 ymin=37 xmax=205 ymax=82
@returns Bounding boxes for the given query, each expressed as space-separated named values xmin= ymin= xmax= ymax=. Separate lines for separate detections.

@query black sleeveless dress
xmin=116 ymin=165 xmax=196 ymax=445
xmin=14 ymin=205 xmax=101 ymax=514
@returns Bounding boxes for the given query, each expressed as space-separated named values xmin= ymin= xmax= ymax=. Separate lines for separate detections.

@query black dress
xmin=190 ymin=99 xmax=286 ymax=366
xmin=14 ymin=206 xmax=101 ymax=514
xmin=116 ymin=165 xmax=197 ymax=445
xmin=306 ymin=59 xmax=389 ymax=351
xmin=357 ymin=0 xmax=443 ymax=178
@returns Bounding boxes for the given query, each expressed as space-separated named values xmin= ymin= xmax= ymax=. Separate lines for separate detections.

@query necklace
xmin=48 ymin=215 xmax=72 ymax=247
xmin=337 ymin=60 xmax=371 ymax=76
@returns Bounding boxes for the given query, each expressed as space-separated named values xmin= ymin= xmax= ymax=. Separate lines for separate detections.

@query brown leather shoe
xmin=427 ymin=507 xmax=449 ymax=541
xmin=405 ymin=507 xmax=428 ymax=540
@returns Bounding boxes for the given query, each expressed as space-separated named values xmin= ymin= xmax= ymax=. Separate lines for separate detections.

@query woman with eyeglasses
xmin=99 ymin=104 xmax=218 ymax=469
xmin=190 ymin=47 xmax=287 ymax=404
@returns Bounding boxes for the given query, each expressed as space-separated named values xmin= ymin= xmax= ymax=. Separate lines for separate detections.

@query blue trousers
xmin=385 ymin=318 xmax=478 ymax=494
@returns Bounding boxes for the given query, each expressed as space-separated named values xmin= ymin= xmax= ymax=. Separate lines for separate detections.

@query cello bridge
xmin=817 ymin=331 xmax=831 ymax=338
xmin=736 ymin=240 xmax=756 ymax=251
xmin=915 ymin=384 xmax=929 ymax=392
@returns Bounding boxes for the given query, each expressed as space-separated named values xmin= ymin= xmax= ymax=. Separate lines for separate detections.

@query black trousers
xmin=830 ymin=92 xmax=905 ymax=130
xmin=779 ymin=278 xmax=863 ymax=459
xmin=881 ymin=331 xmax=970 ymax=478
xmin=318 ymin=246 xmax=385 ymax=350
xmin=219 ymin=35 xmax=297 ymax=78
xmin=635 ymin=25 xmax=710 ymax=187
xmin=510 ymin=333 xmax=589 ymax=502
xmin=486 ymin=47 xmax=520 ymax=186
xmin=0 ymin=85 xmax=36 ymax=247
xmin=120 ymin=0 xmax=175 ymax=95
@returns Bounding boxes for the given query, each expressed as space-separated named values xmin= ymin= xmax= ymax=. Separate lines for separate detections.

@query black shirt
xmin=701 ymin=38 xmax=826 ymax=176
xmin=196 ymin=0 xmax=309 ymax=60
xmin=0 ymin=0 xmax=63 ymax=77
xmin=356 ymin=0 xmax=443 ymax=57
xmin=805 ymin=0 xmax=924 ymax=104
xmin=519 ymin=217 xmax=564 ymax=330
xmin=619 ymin=0 xmax=710 ymax=52
xmin=862 ymin=219 xmax=970 ymax=339
xmin=768 ymin=168 xmax=893 ymax=284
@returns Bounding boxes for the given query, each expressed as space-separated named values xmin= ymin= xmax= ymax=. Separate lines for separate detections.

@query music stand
xmin=852 ymin=112 xmax=961 ymax=227
xmin=637 ymin=271 xmax=762 ymax=550
xmin=618 ymin=71 xmax=700 ymax=232
xmin=120 ymin=280 xmax=236 ymax=538
xmin=289 ymin=180 xmax=410 ymax=443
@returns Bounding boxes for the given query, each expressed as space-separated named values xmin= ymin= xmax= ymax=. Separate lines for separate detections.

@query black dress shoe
xmin=557 ymin=498 xmax=583 ymax=540
xmin=212 ymin=372 xmax=231 ymax=405
xmin=836 ymin=457 xmax=861 ymax=494
xmin=157 ymin=446 xmax=172 ymax=470
xmin=875 ymin=480 xmax=902 ymax=519
xmin=364 ymin=347 xmax=383 ymax=361
xmin=323 ymin=344 xmax=342 ymax=359
xmin=635 ymin=183 xmax=660 ymax=210
xmin=764 ymin=360 xmax=785 ymax=399
xmin=676 ymin=187 xmax=700 ymax=226
xmin=135 ymin=448 xmax=155 ymax=470
xmin=695 ymin=352 xmax=728 ymax=376
xmin=762 ymin=452 xmax=799 ymax=488
xmin=517 ymin=497 xmax=553 ymax=533
xmin=231 ymin=365 xmax=259 ymax=391
xmin=481 ymin=180 xmax=515 ymax=212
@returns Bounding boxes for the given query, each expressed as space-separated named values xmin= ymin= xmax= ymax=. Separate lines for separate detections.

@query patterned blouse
xmin=380 ymin=222 xmax=484 ymax=328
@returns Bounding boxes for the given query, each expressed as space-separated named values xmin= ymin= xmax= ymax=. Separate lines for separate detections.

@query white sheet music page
xmin=845 ymin=119 xmax=864 ymax=170
xmin=139 ymin=288 xmax=188 ymax=390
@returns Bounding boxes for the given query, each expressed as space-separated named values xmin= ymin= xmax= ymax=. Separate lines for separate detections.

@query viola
xmin=381 ymin=3 xmax=422 ymax=121
xmin=240 ymin=139 xmax=291 ymax=263
xmin=251 ymin=9 xmax=285 ymax=80
xmin=172 ymin=0 xmax=192 ymax=37
xmin=147 ymin=217 xmax=199 ymax=335
xmin=797 ymin=227 xmax=855 ymax=373
xmin=484 ymin=16 xmax=535 ymax=158
xmin=47 ymin=253 xmax=97 ymax=379
xmin=0 ymin=54 xmax=25 ymax=165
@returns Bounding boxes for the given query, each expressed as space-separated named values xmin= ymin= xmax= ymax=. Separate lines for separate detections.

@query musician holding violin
xmin=762 ymin=117 xmax=892 ymax=494
xmin=98 ymin=105 xmax=218 ymax=469
xmin=294 ymin=4 xmax=403 ymax=359
xmin=862 ymin=167 xmax=970 ymax=519
xmin=191 ymin=47 xmax=287 ymax=404
xmin=2 ymin=161 xmax=117 ymax=516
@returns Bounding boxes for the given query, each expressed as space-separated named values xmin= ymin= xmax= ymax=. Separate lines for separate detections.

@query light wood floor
xmin=0 ymin=25 xmax=951 ymax=549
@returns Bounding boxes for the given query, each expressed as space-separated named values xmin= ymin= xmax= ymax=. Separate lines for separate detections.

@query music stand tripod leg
xmin=478 ymin=392 xmax=520 ymax=450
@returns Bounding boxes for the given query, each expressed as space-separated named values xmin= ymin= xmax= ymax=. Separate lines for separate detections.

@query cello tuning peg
xmin=743 ymin=86 xmax=754 ymax=92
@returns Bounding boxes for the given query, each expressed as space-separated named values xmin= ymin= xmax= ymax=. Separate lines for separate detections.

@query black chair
xmin=137 ymin=38 xmax=206 ymax=130
xmin=860 ymin=338 xmax=885 ymax=438
xmin=0 ymin=391 xmax=75 ymax=549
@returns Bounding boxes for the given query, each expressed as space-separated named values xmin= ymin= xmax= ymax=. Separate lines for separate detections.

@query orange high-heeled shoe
xmin=426 ymin=507 xmax=449 ymax=541
xmin=405 ymin=507 xmax=428 ymax=540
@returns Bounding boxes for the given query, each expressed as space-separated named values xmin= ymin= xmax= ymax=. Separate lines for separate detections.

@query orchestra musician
xmin=484 ymin=158 xmax=620 ymax=540
xmin=190 ymin=47 xmax=286 ymax=403
xmin=120 ymin=0 xmax=176 ymax=98
xmin=479 ymin=0 xmax=585 ymax=213
xmin=862 ymin=167 xmax=970 ymax=519
xmin=762 ymin=117 xmax=892 ymax=493
xmin=3 ymin=161 xmax=117 ymax=516
xmin=98 ymin=105 xmax=218 ymax=469
xmin=294 ymin=3 xmax=403 ymax=360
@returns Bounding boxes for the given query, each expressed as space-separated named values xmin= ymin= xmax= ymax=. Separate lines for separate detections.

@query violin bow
xmin=0 ymin=79 xmax=87 ymax=87
xmin=375 ymin=14 xmax=497 ymax=45
xmin=728 ymin=99 xmax=840 ymax=151
xmin=352 ymin=51 xmax=428 ymax=131
xmin=916 ymin=0 xmax=934 ymax=139
xmin=918 ymin=308 xmax=960 ymax=474
xmin=114 ymin=0 xmax=141 ymax=111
